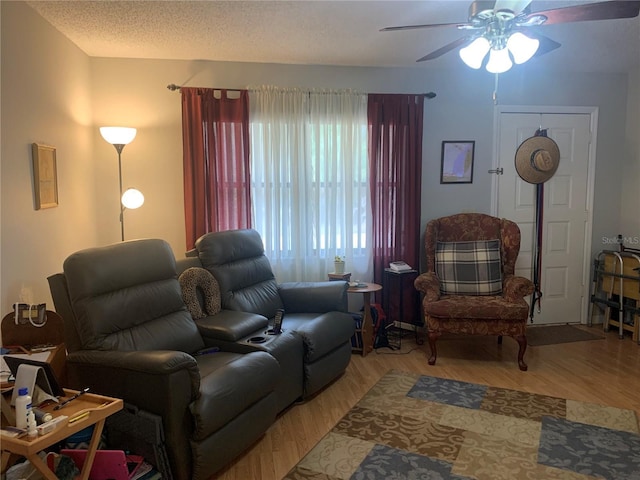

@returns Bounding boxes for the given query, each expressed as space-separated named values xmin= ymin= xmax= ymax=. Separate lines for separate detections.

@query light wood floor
xmin=216 ymin=325 xmax=640 ymax=480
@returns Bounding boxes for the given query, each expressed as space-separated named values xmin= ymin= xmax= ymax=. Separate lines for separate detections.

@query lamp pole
xmin=113 ymin=143 xmax=126 ymax=241
xmin=100 ymin=126 xmax=141 ymax=242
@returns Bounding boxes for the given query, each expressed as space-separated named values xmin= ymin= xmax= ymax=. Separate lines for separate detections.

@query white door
xmin=496 ymin=112 xmax=593 ymax=324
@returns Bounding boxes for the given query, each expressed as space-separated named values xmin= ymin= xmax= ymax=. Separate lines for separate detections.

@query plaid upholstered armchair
xmin=415 ymin=213 xmax=534 ymax=371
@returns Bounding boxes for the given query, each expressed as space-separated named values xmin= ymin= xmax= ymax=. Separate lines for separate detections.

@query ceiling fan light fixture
xmin=388 ymin=0 xmax=640 ymax=73
xmin=459 ymin=36 xmax=491 ymax=69
xmin=486 ymin=46 xmax=513 ymax=73
xmin=507 ymin=31 xmax=539 ymax=64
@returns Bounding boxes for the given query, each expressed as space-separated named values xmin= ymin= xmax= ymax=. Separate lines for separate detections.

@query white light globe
xmin=486 ymin=47 xmax=513 ymax=73
xmin=507 ymin=32 xmax=539 ymax=64
xmin=459 ymin=37 xmax=491 ymax=69
xmin=121 ymin=188 xmax=144 ymax=209
xmin=100 ymin=127 xmax=137 ymax=145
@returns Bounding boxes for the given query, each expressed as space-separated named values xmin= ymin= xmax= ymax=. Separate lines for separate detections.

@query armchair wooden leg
xmin=427 ymin=331 xmax=440 ymax=365
xmin=515 ymin=334 xmax=528 ymax=371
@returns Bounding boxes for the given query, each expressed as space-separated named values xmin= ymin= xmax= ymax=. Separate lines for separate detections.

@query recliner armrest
xmin=47 ymin=272 xmax=83 ymax=353
xmin=196 ymin=310 xmax=269 ymax=342
xmin=278 ymin=281 xmax=348 ymax=313
xmin=414 ymin=272 xmax=441 ymax=302
xmin=65 ymin=349 xmax=200 ymax=413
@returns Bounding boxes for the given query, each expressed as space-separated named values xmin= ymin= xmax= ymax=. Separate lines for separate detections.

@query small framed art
xmin=32 ymin=143 xmax=58 ymax=209
xmin=440 ymin=140 xmax=475 ymax=184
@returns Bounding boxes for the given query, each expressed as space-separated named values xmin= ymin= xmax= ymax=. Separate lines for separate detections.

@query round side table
xmin=347 ymin=282 xmax=382 ymax=356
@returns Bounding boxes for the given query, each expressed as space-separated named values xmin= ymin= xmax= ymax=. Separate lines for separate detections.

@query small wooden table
xmin=1 ymin=389 xmax=123 ymax=480
xmin=348 ymin=282 xmax=382 ymax=357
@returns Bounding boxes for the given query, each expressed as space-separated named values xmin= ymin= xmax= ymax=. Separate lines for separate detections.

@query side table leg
xmin=23 ymin=451 xmax=58 ymax=480
xmin=1 ymin=451 xmax=20 ymax=476
xmin=361 ymin=292 xmax=373 ymax=356
xmin=78 ymin=418 xmax=106 ymax=480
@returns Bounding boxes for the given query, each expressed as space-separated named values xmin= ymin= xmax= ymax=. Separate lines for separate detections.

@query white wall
xmin=621 ymin=67 xmax=640 ymax=246
xmin=0 ymin=1 xmax=636 ymax=333
xmin=1 ymin=2 xmax=3 ymax=332
xmin=1 ymin=2 xmax=96 ymax=320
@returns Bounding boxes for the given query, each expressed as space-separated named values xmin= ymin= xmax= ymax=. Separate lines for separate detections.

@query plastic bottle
xmin=15 ymin=387 xmax=32 ymax=430
xmin=34 ymin=407 xmax=53 ymax=424
xmin=27 ymin=410 xmax=38 ymax=438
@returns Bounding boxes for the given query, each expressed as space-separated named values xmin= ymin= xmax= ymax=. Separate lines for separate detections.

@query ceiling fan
xmin=381 ymin=0 xmax=640 ymax=73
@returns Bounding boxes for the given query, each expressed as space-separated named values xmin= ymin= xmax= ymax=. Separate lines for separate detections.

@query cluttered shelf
xmin=1 ymin=344 xmax=67 ymax=391
xmin=1 ymin=304 xmax=174 ymax=480
xmin=1 ymin=387 xmax=123 ymax=480
xmin=1 ymin=305 xmax=158 ymax=480
xmin=1 ymin=309 xmax=68 ymax=388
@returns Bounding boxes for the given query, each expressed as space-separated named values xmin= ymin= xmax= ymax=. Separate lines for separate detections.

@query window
xmin=249 ymin=87 xmax=372 ymax=282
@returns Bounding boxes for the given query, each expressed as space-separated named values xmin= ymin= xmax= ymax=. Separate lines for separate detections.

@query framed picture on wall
xmin=440 ymin=141 xmax=475 ymax=184
xmin=32 ymin=143 xmax=59 ymax=209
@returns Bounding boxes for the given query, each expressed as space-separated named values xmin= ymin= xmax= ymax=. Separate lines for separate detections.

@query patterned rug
xmin=284 ymin=370 xmax=640 ymax=480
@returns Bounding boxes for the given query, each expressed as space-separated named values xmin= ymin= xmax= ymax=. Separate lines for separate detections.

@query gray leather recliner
xmin=48 ymin=239 xmax=281 ymax=480
xmin=189 ymin=229 xmax=355 ymax=399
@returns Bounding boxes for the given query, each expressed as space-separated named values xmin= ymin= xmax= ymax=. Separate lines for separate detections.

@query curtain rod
xmin=167 ymin=84 xmax=436 ymax=99
xmin=167 ymin=84 xmax=244 ymax=92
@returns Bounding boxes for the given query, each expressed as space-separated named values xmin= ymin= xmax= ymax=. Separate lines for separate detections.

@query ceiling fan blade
xmin=417 ymin=37 xmax=471 ymax=62
xmin=521 ymin=0 xmax=640 ymax=26
xmin=529 ymin=33 xmax=562 ymax=57
xmin=494 ymin=0 xmax=532 ymax=15
xmin=381 ymin=22 xmax=468 ymax=32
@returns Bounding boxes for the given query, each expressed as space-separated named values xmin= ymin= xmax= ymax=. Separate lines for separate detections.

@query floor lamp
xmin=99 ymin=127 xmax=144 ymax=241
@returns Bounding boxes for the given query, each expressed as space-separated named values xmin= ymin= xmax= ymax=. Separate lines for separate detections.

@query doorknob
xmin=488 ymin=168 xmax=504 ymax=175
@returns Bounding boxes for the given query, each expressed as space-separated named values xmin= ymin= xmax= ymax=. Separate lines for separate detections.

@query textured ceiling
xmin=27 ymin=0 xmax=640 ymax=73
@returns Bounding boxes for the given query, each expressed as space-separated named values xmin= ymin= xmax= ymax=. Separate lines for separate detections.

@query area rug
xmin=284 ymin=370 xmax=640 ymax=480
xmin=527 ymin=324 xmax=605 ymax=346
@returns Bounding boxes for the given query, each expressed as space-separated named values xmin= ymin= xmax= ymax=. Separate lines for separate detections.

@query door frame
xmin=490 ymin=105 xmax=599 ymax=324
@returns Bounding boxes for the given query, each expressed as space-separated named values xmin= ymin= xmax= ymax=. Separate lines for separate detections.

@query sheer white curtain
xmin=249 ymin=86 xmax=372 ymax=282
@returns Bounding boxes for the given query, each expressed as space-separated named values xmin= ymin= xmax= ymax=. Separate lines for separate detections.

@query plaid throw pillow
xmin=435 ymin=239 xmax=503 ymax=295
